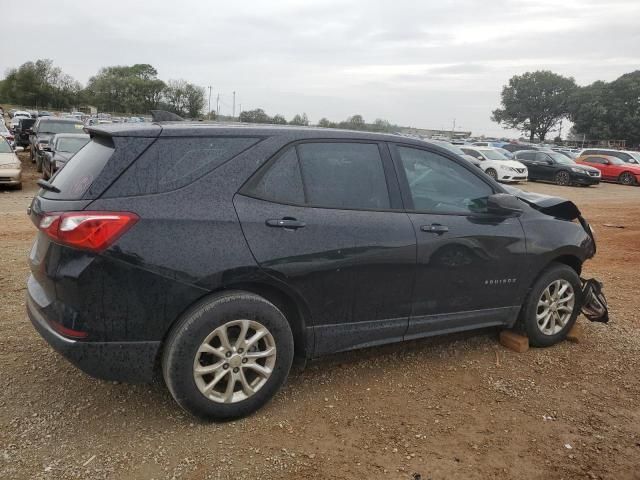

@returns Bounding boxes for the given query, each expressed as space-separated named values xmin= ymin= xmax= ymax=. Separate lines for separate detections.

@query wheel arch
xmin=155 ymin=280 xmax=312 ymax=377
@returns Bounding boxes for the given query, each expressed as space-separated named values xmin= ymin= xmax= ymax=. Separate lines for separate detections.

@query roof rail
xmin=150 ymin=110 xmax=185 ymax=122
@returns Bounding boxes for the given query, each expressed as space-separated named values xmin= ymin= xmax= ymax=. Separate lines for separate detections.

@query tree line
xmin=0 ymin=59 xmax=206 ymax=118
xmin=239 ymin=108 xmax=397 ymax=132
xmin=492 ymin=70 xmax=640 ymax=146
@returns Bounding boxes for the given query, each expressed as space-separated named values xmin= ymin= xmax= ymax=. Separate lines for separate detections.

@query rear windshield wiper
xmin=37 ymin=179 xmax=61 ymax=193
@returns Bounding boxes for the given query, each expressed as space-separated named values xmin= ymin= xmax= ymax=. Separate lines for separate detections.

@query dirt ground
xmin=1 ymin=152 xmax=639 ymax=480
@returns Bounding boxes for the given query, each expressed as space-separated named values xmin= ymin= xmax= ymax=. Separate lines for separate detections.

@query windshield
xmin=40 ymin=121 xmax=85 ymax=134
xmin=481 ymin=149 xmax=509 ymax=161
xmin=0 ymin=139 xmax=12 ymax=153
xmin=627 ymin=151 xmax=640 ymax=162
xmin=431 ymin=140 xmax=467 ymax=156
xmin=57 ymin=137 xmax=90 ymax=153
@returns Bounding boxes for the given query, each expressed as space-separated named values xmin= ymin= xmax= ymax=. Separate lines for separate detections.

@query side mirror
xmin=14 ymin=146 xmax=24 ymax=153
xmin=487 ymin=194 xmax=524 ymax=216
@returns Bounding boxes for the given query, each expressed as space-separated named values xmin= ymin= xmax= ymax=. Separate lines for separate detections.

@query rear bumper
xmin=27 ymin=292 xmax=160 ymax=383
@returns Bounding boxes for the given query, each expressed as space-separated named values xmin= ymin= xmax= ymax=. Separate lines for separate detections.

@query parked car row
xmin=431 ymin=138 xmax=640 ymax=187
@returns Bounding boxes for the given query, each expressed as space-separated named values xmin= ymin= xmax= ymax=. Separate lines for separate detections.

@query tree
xmin=271 ymin=114 xmax=287 ymax=124
xmin=569 ymin=71 xmax=640 ymax=145
xmin=239 ymin=108 xmax=271 ymax=123
xmin=163 ymin=79 xmax=188 ymax=116
xmin=85 ymin=64 xmax=166 ymax=113
xmin=317 ymin=117 xmax=336 ymax=128
xmin=492 ymin=71 xmax=577 ymax=142
xmin=0 ymin=59 xmax=82 ymax=109
xmin=339 ymin=114 xmax=366 ymax=130
xmin=289 ymin=113 xmax=309 ymax=126
xmin=183 ymin=83 xmax=205 ymax=118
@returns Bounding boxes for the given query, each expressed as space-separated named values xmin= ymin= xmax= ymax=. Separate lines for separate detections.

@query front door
xmin=234 ymin=141 xmax=416 ymax=355
xmin=390 ymin=144 xmax=527 ymax=339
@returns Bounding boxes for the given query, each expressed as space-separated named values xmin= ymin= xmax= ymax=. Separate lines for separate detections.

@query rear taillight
xmin=38 ymin=211 xmax=139 ymax=252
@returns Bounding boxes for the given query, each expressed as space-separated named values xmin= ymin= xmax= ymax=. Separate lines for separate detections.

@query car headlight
xmin=55 ymin=159 xmax=67 ymax=168
xmin=570 ymin=167 xmax=585 ymax=173
xmin=37 ymin=142 xmax=48 ymax=150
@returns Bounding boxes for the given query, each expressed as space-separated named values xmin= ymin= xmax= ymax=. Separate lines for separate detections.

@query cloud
xmin=2 ymin=0 xmax=639 ymax=137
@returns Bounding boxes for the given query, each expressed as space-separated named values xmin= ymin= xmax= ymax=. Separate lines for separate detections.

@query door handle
xmin=421 ymin=224 xmax=449 ymax=234
xmin=266 ymin=218 xmax=306 ymax=229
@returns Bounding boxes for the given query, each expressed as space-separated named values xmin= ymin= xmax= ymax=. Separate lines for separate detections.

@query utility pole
xmin=232 ymin=91 xmax=236 ymax=118
xmin=216 ymin=94 xmax=220 ymax=117
xmin=452 ymin=118 xmax=456 ymax=139
xmin=207 ymin=86 xmax=212 ymax=120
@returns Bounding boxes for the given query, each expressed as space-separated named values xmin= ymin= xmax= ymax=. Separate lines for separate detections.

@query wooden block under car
xmin=566 ymin=323 xmax=582 ymax=343
xmin=499 ymin=330 xmax=529 ymax=353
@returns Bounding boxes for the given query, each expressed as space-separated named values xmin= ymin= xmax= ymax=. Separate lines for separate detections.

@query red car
xmin=576 ymin=155 xmax=640 ymax=186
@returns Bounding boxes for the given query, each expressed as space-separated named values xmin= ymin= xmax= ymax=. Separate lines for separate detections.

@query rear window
xmin=45 ymin=136 xmax=115 ymax=199
xmin=38 ymin=121 xmax=85 ymax=134
xmin=105 ymin=137 xmax=260 ymax=197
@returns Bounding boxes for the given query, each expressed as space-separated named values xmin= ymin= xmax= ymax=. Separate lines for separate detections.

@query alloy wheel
xmin=536 ymin=279 xmax=575 ymax=335
xmin=556 ymin=171 xmax=570 ymax=186
xmin=193 ymin=319 xmax=277 ymax=404
xmin=486 ymin=168 xmax=497 ymax=180
xmin=620 ymin=173 xmax=635 ymax=186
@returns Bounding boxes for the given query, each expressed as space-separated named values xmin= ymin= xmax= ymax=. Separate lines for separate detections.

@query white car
xmin=461 ymin=146 xmax=528 ymax=183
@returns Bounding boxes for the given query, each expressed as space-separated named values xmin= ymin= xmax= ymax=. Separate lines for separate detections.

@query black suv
xmin=29 ymin=117 xmax=85 ymax=172
xmin=27 ymin=122 xmax=599 ymax=420
xmin=13 ymin=117 xmax=36 ymax=148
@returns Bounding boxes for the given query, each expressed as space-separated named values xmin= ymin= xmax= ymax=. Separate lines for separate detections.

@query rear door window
xmin=242 ymin=147 xmax=305 ymax=205
xmin=45 ymin=136 xmax=115 ymax=199
xmin=242 ymin=142 xmax=391 ymax=211
xmin=296 ymin=142 xmax=390 ymax=210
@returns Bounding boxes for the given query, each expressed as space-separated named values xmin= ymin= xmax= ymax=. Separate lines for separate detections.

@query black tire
xmin=618 ymin=172 xmax=636 ymax=186
xmin=30 ymin=147 xmax=35 ymax=163
xmin=486 ymin=168 xmax=498 ymax=180
xmin=162 ymin=291 xmax=294 ymax=421
xmin=518 ymin=263 xmax=582 ymax=347
xmin=35 ymin=153 xmax=43 ymax=173
xmin=43 ymin=163 xmax=50 ymax=180
xmin=555 ymin=170 xmax=571 ymax=186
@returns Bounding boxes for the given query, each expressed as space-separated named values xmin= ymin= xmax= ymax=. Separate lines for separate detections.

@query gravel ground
xmin=1 ymin=152 xmax=639 ymax=480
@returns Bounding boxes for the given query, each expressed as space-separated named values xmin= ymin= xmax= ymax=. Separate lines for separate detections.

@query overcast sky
xmin=3 ymin=0 xmax=639 ymax=137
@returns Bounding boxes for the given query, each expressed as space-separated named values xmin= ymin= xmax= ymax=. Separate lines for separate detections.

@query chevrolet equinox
xmin=27 ymin=121 xmax=598 ymax=420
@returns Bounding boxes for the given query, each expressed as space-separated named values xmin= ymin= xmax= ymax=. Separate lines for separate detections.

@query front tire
xmin=518 ymin=263 xmax=582 ymax=347
xmin=555 ymin=170 xmax=571 ymax=186
xmin=486 ymin=168 xmax=498 ymax=180
xmin=162 ymin=291 xmax=294 ymax=421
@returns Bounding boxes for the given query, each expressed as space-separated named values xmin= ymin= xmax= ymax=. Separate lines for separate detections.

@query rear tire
xmin=162 ymin=291 xmax=294 ymax=421
xmin=619 ymin=172 xmax=636 ymax=186
xmin=518 ymin=263 xmax=582 ymax=347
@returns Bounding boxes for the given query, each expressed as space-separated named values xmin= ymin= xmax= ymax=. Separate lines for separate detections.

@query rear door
xmin=234 ymin=141 xmax=416 ymax=355
xmin=390 ymin=143 xmax=526 ymax=338
xmin=534 ymin=152 xmax=556 ymax=181
xmin=516 ymin=151 xmax=538 ymax=178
